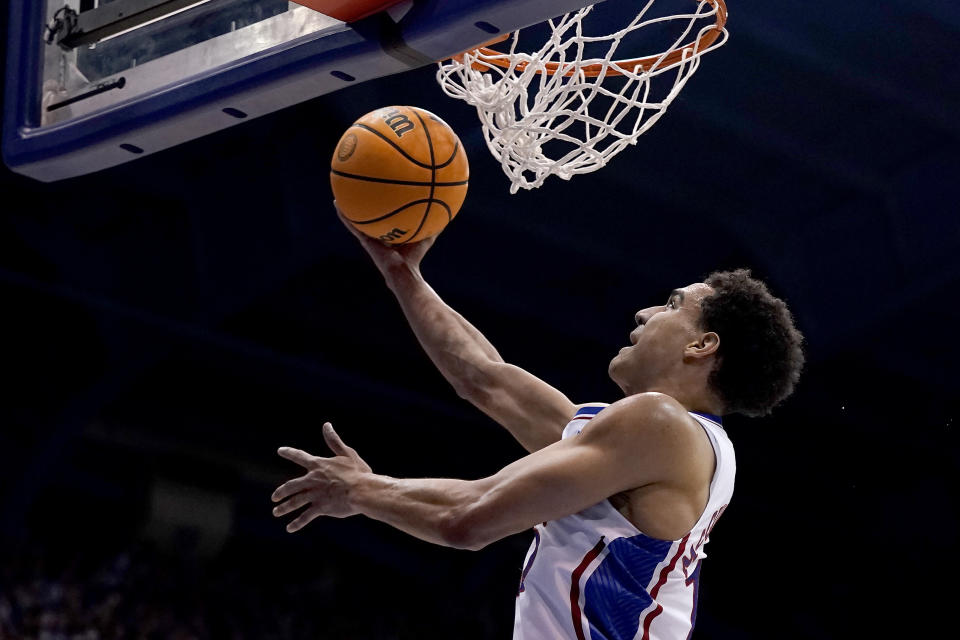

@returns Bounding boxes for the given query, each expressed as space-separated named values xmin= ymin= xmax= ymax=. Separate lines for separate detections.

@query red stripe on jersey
xmin=642 ymin=604 xmax=664 ymax=637
xmin=570 ymin=537 xmax=607 ymax=640
xmin=572 ymin=415 xmax=595 ymax=421
xmin=641 ymin=534 xmax=690 ymax=640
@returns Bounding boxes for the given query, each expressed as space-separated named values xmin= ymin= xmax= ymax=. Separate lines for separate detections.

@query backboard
xmin=3 ymin=0 xmax=598 ymax=181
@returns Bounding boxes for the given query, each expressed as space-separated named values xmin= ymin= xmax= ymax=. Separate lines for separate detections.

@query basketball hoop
xmin=437 ymin=0 xmax=728 ymax=192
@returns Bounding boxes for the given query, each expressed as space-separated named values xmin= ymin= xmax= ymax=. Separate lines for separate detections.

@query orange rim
xmin=463 ymin=0 xmax=727 ymax=78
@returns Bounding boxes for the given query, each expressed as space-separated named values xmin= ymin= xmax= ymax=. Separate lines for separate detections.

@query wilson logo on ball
xmin=379 ymin=228 xmax=408 ymax=241
xmin=381 ymin=108 xmax=415 ymax=138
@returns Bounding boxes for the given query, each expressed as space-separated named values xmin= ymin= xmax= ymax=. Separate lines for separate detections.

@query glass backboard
xmin=3 ymin=0 xmax=598 ymax=181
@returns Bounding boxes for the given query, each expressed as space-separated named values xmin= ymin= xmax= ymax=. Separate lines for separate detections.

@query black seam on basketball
xmin=397 ymin=199 xmax=453 ymax=244
xmin=331 ymin=169 xmax=467 ymax=187
xmin=350 ymin=123 xmax=433 ymax=169
xmin=343 ymin=199 xmax=437 ymax=225
xmin=410 ymin=110 xmax=436 ymax=245
xmin=433 ymin=199 xmax=453 ymax=224
xmin=397 ymin=198 xmax=438 ymax=245
xmin=435 ymin=140 xmax=461 ymax=170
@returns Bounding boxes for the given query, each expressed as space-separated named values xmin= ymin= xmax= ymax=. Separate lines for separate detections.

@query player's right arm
xmin=338 ymin=205 xmax=575 ymax=452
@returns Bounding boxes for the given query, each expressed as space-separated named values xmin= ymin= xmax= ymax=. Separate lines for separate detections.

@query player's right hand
xmin=335 ymin=200 xmax=435 ymax=280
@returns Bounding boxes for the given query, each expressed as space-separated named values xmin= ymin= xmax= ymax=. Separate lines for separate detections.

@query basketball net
xmin=436 ymin=1 xmax=728 ymax=192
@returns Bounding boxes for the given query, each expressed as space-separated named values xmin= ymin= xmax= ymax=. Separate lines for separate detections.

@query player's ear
xmin=685 ymin=332 xmax=719 ymax=360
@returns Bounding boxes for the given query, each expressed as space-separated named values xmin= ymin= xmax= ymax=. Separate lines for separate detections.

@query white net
xmin=436 ymin=0 xmax=728 ymax=192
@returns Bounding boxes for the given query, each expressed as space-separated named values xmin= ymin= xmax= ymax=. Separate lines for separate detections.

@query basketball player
xmin=271 ymin=208 xmax=804 ymax=639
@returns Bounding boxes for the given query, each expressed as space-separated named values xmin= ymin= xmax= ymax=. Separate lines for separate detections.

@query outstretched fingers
xmin=286 ymin=506 xmax=323 ymax=533
xmin=272 ymin=492 xmax=311 ymax=517
xmin=322 ymin=422 xmax=352 ymax=457
xmin=272 ymin=420 xmax=368 ymax=530
xmin=277 ymin=446 xmax=315 ymax=469
xmin=272 ymin=475 xmax=312 ymax=503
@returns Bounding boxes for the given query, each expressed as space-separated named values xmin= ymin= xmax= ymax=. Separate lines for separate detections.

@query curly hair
xmin=699 ymin=269 xmax=805 ymax=417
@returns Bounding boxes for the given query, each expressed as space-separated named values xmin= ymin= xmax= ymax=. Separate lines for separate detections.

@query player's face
xmin=609 ymin=283 xmax=714 ymax=393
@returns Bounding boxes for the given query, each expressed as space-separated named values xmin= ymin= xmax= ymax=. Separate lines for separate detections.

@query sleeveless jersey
xmin=513 ymin=403 xmax=735 ymax=640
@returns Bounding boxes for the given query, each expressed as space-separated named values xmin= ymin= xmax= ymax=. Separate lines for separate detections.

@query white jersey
xmin=513 ymin=403 xmax=735 ymax=640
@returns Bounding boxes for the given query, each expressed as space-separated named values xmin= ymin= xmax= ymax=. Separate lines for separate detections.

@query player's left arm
xmin=271 ymin=393 xmax=695 ymax=550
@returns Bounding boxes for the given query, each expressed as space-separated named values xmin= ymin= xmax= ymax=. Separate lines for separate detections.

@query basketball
xmin=330 ymin=106 xmax=469 ymax=245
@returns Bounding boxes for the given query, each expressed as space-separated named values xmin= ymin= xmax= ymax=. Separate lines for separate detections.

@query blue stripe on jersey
xmin=574 ymin=405 xmax=607 ymax=418
xmin=684 ymin=564 xmax=702 ymax=640
xmin=690 ymin=411 xmax=723 ymax=426
xmin=582 ymin=532 xmax=675 ymax=640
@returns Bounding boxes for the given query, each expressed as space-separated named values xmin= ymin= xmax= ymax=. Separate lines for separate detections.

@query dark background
xmin=2 ymin=1 xmax=958 ymax=638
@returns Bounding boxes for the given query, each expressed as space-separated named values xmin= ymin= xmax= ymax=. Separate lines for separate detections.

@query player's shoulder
xmin=610 ymin=392 xmax=690 ymax=421
xmin=583 ymin=393 xmax=701 ymax=444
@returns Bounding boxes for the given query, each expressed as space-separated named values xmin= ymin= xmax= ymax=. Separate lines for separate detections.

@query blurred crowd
xmin=0 ymin=536 xmax=504 ymax=639
xmin=1 ymin=539 xmax=305 ymax=640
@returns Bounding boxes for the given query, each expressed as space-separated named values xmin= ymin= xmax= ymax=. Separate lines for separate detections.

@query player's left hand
xmin=271 ymin=422 xmax=373 ymax=532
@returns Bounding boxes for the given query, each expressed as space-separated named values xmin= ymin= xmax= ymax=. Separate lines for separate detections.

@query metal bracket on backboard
xmin=55 ymin=0 xmax=212 ymax=50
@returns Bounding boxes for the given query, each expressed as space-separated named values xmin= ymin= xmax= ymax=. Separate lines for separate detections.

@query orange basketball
xmin=330 ymin=106 xmax=469 ymax=245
